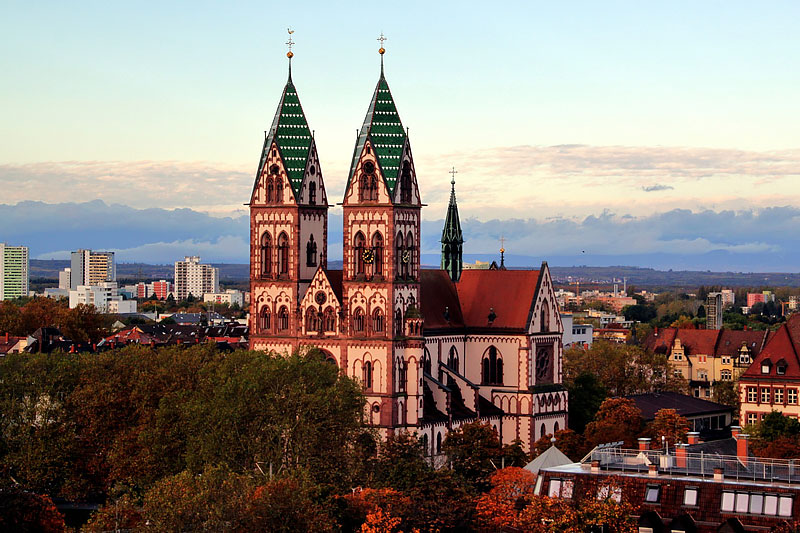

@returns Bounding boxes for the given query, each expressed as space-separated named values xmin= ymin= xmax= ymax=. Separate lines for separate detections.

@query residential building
xmin=746 ymin=291 xmax=775 ymax=308
xmin=174 ymin=256 xmax=219 ymax=300
xmin=626 ymin=391 xmax=734 ymax=436
xmin=130 ymin=280 xmax=174 ymax=299
xmin=705 ymin=292 xmax=723 ymax=330
xmin=0 ymin=333 xmax=27 ymax=355
xmin=203 ymin=289 xmax=244 ymax=307
xmin=58 ymin=268 xmax=71 ymax=289
xmin=643 ymin=328 xmax=770 ymax=398
xmin=537 ymin=429 xmax=799 ymax=532
xmin=0 ymin=243 xmax=29 ymax=300
xmin=720 ymin=289 xmax=735 ymax=307
xmin=788 ymin=295 xmax=799 ymax=312
xmin=70 ymin=250 xmax=115 ymax=289
xmin=248 ymin=52 xmax=567 ymax=452
xmin=561 ymin=313 xmax=593 ymax=348
xmin=69 ymin=282 xmax=137 ymax=314
xmin=738 ymin=313 xmax=800 ymax=426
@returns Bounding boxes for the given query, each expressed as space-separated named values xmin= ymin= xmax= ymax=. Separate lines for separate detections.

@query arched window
xmin=395 ymin=309 xmax=403 ymax=337
xmin=277 ymin=306 xmax=289 ymax=332
xmin=421 ymin=433 xmax=428 ymax=454
xmin=395 ymin=232 xmax=404 ymax=278
xmin=305 ymin=308 xmax=318 ymax=333
xmin=323 ymin=307 xmax=336 ymax=332
xmin=436 ymin=433 xmax=442 ymax=454
xmin=363 ymin=361 xmax=373 ymax=391
xmin=354 ymin=232 xmax=366 ymax=276
xmin=259 ymin=306 xmax=271 ymax=332
xmin=269 ymin=165 xmax=280 ymax=204
xmin=275 ymin=177 xmax=283 ymax=203
xmin=371 ymin=232 xmax=383 ymax=276
xmin=308 ymin=181 xmax=317 ymax=205
xmin=482 ymin=346 xmax=503 ymax=385
xmin=397 ymin=358 xmax=408 ymax=392
xmin=260 ymin=232 xmax=272 ymax=278
xmin=266 ymin=178 xmax=274 ymax=203
xmin=372 ymin=308 xmax=384 ymax=334
xmin=277 ymin=233 xmax=289 ymax=276
xmin=447 ymin=346 xmax=459 ymax=373
xmin=400 ymin=161 xmax=412 ymax=203
xmin=353 ymin=308 xmax=365 ymax=333
xmin=554 ymin=421 xmax=560 ymax=433
xmin=405 ymin=231 xmax=415 ymax=278
xmin=423 ymin=349 xmax=432 ymax=374
xmin=306 ymin=235 xmax=317 ymax=267
xmin=541 ymin=424 xmax=546 ymax=440
xmin=542 ymin=300 xmax=551 ymax=332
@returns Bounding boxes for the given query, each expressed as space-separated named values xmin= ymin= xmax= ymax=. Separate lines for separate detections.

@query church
xmin=248 ymin=44 xmax=567 ymax=454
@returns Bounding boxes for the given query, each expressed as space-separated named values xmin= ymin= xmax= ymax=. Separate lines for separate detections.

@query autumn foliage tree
xmin=442 ymin=421 xmax=502 ymax=492
xmin=647 ymin=408 xmax=690 ymax=446
xmin=532 ymin=429 xmax=590 ymax=461
xmin=474 ymin=467 xmax=537 ymax=531
xmin=584 ymin=398 xmax=644 ymax=448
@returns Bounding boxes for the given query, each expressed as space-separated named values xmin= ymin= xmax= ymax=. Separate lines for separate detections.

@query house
xmin=626 ymin=391 xmax=734 ymax=438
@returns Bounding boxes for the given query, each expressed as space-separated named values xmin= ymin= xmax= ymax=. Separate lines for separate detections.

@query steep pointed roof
xmin=524 ymin=444 xmax=572 ymax=474
xmin=253 ymin=69 xmax=313 ymax=198
xmin=347 ymin=71 xmax=407 ymax=194
xmin=441 ymin=180 xmax=463 ymax=244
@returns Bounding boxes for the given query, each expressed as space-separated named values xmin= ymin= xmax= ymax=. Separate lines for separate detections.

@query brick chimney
xmin=648 ymin=464 xmax=658 ymax=477
xmin=4 ymin=332 xmax=8 ymax=343
xmin=731 ymin=426 xmax=741 ymax=439
xmin=591 ymin=460 xmax=600 ymax=473
xmin=687 ymin=431 xmax=700 ymax=445
xmin=737 ymin=433 xmax=749 ymax=466
xmin=638 ymin=437 xmax=651 ymax=451
xmin=675 ymin=444 xmax=688 ymax=468
xmin=714 ymin=467 xmax=724 ymax=481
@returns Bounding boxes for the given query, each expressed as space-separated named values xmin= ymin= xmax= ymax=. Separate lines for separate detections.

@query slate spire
xmin=441 ymin=169 xmax=464 ymax=282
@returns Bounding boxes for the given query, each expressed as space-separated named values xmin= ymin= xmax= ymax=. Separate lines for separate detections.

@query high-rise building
xmin=706 ymin=292 xmax=723 ymax=330
xmin=59 ymin=268 xmax=71 ymax=289
xmin=174 ymin=256 xmax=219 ymax=300
xmin=69 ymin=282 xmax=136 ymax=314
xmin=70 ymin=250 xmax=115 ymax=289
xmin=0 ymin=243 xmax=29 ymax=300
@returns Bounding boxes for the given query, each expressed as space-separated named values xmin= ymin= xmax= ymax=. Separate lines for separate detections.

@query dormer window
xmin=762 ymin=359 xmax=772 ymax=374
xmin=777 ymin=359 xmax=788 ymax=375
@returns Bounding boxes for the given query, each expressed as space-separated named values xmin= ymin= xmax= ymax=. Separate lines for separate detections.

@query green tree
xmin=372 ymin=432 xmax=431 ymax=491
xmin=621 ymin=304 xmax=657 ymax=323
xmin=584 ymin=398 xmax=644 ymax=448
xmin=442 ymin=421 xmax=502 ymax=492
xmin=567 ymin=371 xmax=607 ymax=433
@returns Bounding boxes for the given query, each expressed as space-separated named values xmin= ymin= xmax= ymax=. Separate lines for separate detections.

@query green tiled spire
xmin=347 ymin=72 xmax=407 ymax=195
xmin=441 ymin=176 xmax=464 ymax=282
xmin=254 ymin=68 xmax=313 ymax=198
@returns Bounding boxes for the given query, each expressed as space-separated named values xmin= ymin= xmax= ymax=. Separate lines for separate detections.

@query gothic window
xmin=305 ymin=308 xmax=319 ymax=333
xmin=259 ymin=306 xmax=271 ymax=332
xmin=436 ymin=433 xmax=442 ymax=454
xmin=398 ymin=358 xmax=407 ymax=392
xmin=443 ymin=244 xmax=451 ymax=270
xmin=482 ymin=346 xmax=503 ymax=385
xmin=277 ymin=232 xmax=289 ymax=276
xmin=423 ymin=349 xmax=432 ymax=374
xmin=554 ymin=421 xmax=559 ymax=432
xmin=400 ymin=161 xmax=412 ymax=203
xmin=404 ymin=231 xmax=414 ymax=278
xmin=260 ymin=232 xmax=272 ymax=278
xmin=372 ymin=308 xmax=384 ymax=334
xmin=395 ymin=309 xmax=403 ymax=336
xmin=447 ymin=346 xmax=459 ymax=373
xmin=275 ymin=178 xmax=283 ymax=203
xmin=372 ymin=232 xmax=383 ymax=276
xmin=277 ymin=306 xmax=289 ymax=332
xmin=323 ymin=307 xmax=336 ymax=332
xmin=308 ymin=181 xmax=317 ymax=205
xmin=395 ymin=233 xmax=404 ymax=278
xmin=536 ymin=344 xmax=554 ymax=384
xmin=354 ymin=232 xmax=366 ymax=276
xmin=266 ymin=178 xmax=274 ymax=203
xmin=363 ymin=361 xmax=373 ymax=391
xmin=306 ymin=235 xmax=317 ymax=267
xmin=269 ymin=165 xmax=280 ymax=204
xmin=542 ymin=300 xmax=551 ymax=332
xmin=359 ymin=161 xmax=378 ymax=202
xmin=541 ymin=424 xmax=546 ymax=440
xmin=353 ymin=308 xmax=365 ymax=333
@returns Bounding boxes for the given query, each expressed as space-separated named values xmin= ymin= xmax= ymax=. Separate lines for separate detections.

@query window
xmin=353 ymin=308 xmax=365 ymax=333
xmin=308 ymin=181 xmax=316 ymax=205
xmin=597 ymin=486 xmax=622 ymax=503
xmin=395 ymin=309 xmax=403 ymax=336
xmin=644 ymin=485 xmax=660 ymax=503
xmin=775 ymin=388 xmax=784 ymax=404
xmin=277 ymin=306 xmax=289 ymax=331
xmin=764 ymin=494 xmax=778 ymax=515
xmin=306 ymin=235 xmax=317 ymax=267
xmin=735 ymin=493 xmax=749 ymax=513
xmin=747 ymin=413 xmax=757 ymax=425
xmin=354 ymin=232 xmax=366 ymax=276
xmin=534 ymin=476 xmax=543 ymax=496
xmin=404 ymin=232 xmax=414 ymax=278
xmin=777 ymin=359 xmax=788 ymax=375
xmin=721 ymin=369 xmax=732 ymax=380
xmin=761 ymin=388 xmax=771 ymax=403
xmin=789 ymin=389 xmax=798 ymax=405
xmin=400 ymin=161 xmax=412 ymax=203
xmin=721 ymin=491 xmax=735 ymax=512
xmin=482 ymin=346 xmax=503 ymax=385
xmin=259 ymin=306 xmax=271 ymax=332
xmin=683 ymin=487 xmax=698 ymax=506
xmin=260 ymin=232 xmax=272 ymax=278
xmin=305 ymin=308 xmax=319 ymax=333
xmin=447 ymin=346 xmax=459 ymax=373
xmin=778 ymin=496 xmax=793 ymax=517
xmin=722 ymin=356 xmax=731 ymax=365
xmin=748 ymin=387 xmax=757 ymax=402
xmin=541 ymin=300 xmax=551 ymax=332
xmin=436 ymin=433 xmax=442 ymax=454
xmin=749 ymin=493 xmax=764 ymax=514
xmin=698 ymin=370 xmax=708 ymax=380
xmin=363 ymin=361 xmax=373 ymax=391
xmin=372 ymin=309 xmax=384 ymax=334
xmin=398 ymin=359 xmax=408 ymax=392
xmin=275 ymin=176 xmax=283 ymax=202
xmin=359 ymin=163 xmax=377 ymax=202
xmin=548 ymin=479 xmax=562 ymax=498
xmin=323 ymin=307 xmax=336 ymax=332
xmin=372 ymin=232 xmax=383 ymax=276
xmin=267 ymin=178 xmax=274 ymax=203
xmin=277 ymin=232 xmax=289 ymax=276
xmin=699 ymin=354 xmax=707 ymax=363
xmin=762 ymin=359 xmax=772 ymax=374
xmin=395 ymin=233 xmax=404 ymax=278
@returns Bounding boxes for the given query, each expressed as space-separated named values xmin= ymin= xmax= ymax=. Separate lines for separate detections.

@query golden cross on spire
xmin=286 ymin=28 xmax=295 ymax=58
xmin=500 ymin=235 xmax=506 ymax=254
xmin=377 ymin=32 xmax=387 ymax=52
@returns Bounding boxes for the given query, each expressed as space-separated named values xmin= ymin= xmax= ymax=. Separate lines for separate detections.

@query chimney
xmin=648 ymin=464 xmax=658 ymax=477
xmin=737 ymin=433 xmax=749 ymax=466
xmin=4 ymin=332 xmax=8 ymax=343
xmin=687 ymin=431 xmax=700 ymax=445
xmin=638 ymin=437 xmax=651 ymax=451
xmin=675 ymin=443 xmax=688 ymax=468
xmin=714 ymin=467 xmax=724 ymax=481
xmin=731 ymin=426 xmax=741 ymax=440
xmin=591 ymin=460 xmax=600 ymax=473
xmin=654 ymin=327 xmax=658 ymax=337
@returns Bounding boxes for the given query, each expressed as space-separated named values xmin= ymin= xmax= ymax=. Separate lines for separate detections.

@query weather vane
xmin=286 ymin=28 xmax=295 ymax=58
xmin=377 ymin=32 xmax=387 ymax=54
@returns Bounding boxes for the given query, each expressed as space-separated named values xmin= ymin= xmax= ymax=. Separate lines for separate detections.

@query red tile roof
xmin=456 ymin=269 xmax=541 ymax=330
xmin=0 ymin=335 xmax=25 ymax=354
xmin=420 ymin=270 xmax=465 ymax=330
xmin=715 ymin=329 xmax=769 ymax=357
xmin=675 ymin=329 xmax=721 ymax=356
xmin=741 ymin=315 xmax=800 ymax=380
xmin=643 ymin=328 xmax=677 ymax=354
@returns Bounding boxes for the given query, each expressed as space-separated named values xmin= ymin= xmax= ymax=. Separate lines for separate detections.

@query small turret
xmin=441 ymin=168 xmax=464 ymax=282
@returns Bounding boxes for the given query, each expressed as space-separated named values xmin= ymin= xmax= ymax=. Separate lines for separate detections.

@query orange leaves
xmin=584 ymin=398 xmax=644 ymax=448
xmin=648 ymin=408 xmax=690 ymax=447
xmin=474 ymin=467 xmax=537 ymax=531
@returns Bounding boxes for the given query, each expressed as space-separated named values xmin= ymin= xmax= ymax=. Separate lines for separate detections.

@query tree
xmin=753 ymin=411 xmax=800 ymax=441
xmin=567 ymin=371 xmax=607 ymax=433
xmin=621 ymin=304 xmax=657 ymax=323
xmin=442 ymin=421 xmax=502 ymax=492
xmin=712 ymin=380 xmax=740 ymax=415
xmin=647 ymin=408 xmax=690 ymax=446
xmin=670 ymin=315 xmax=696 ymax=329
xmin=372 ymin=432 xmax=431 ymax=491
xmin=0 ymin=486 xmax=66 ymax=533
xmin=474 ymin=467 xmax=537 ymax=531
xmin=584 ymin=398 xmax=644 ymax=448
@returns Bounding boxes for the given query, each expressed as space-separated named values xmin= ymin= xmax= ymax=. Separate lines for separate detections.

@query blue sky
xmin=1 ymin=2 xmax=799 ymax=268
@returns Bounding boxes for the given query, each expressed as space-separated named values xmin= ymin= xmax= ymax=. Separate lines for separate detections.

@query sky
xmin=1 ymin=1 xmax=799 ymax=269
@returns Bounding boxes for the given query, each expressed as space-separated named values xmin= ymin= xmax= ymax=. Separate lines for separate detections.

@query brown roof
xmin=643 ymin=328 xmax=677 ymax=354
xmin=0 ymin=335 xmax=25 ymax=354
xmin=715 ymin=329 xmax=769 ymax=357
xmin=456 ymin=269 xmax=541 ymax=331
xmin=675 ymin=329 xmax=721 ymax=355
xmin=325 ymin=270 xmax=344 ymax=303
xmin=741 ymin=314 xmax=800 ymax=380
xmin=420 ymin=270 xmax=465 ymax=330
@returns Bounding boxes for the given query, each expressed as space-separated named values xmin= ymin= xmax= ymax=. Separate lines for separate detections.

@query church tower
xmin=249 ymin=47 xmax=329 ymax=352
xmin=340 ymin=42 xmax=423 ymax=432
xmin=441 ymin=171 xmax=463 ymax=282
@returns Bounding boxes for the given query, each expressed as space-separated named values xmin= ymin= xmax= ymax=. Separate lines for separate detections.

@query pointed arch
xmin=395 ymin=232 xmax=404 ymax=279
xmin=423 ymin=348 xmax=432 ymax=374
xmin=400 ymin=161 xmax=412 ymax=203
xmin=277 ymin=306 xmax=289 ymax=332
xmin=363 ymin=360 xmax=373 ymax=391
xmin=353 ymin=307 xmax=365 ymax=333
xmin=277 ymin=232 xmax=289 ymax=276
xmin=372 ymin=307 xmax=384 ymax=334
xmin=447 ymin=346 xmax=459 ymax=373
xmin=354 ymin=231 xmax=366 ymax=276
xmin=482 ymin=345 xmax=503 ymax=385
xmin=260 ymin=232 xmax=272 ymax=278
xmin=259 ymin=306 xmax=271 ymax=333
xmin=371 ymin=231 xmax=384 ymax=276
xmin=308 ymin=181 xmax=317 ymax=205
xmin=306 ymin=234 xmax=317 ymax=267
xmin=266 ymin=177 xmax=274 ymax=203
xmin=305 ymin=307 xmax=319 ymax=333
xmin=323 ymin=306 xmax=336 ymax=332
xmin=542 ymin=299 xmax=551 ymax=332
xmin=395 ymin=308 xmax=403 ymax=337
xmin=404 ymin=230 xmax=415 ymax=278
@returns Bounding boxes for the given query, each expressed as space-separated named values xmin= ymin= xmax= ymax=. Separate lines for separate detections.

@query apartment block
xmin=174 ymin=256 xmax=219 ymax=300
xmin=70 ymin=250 xmax=115 ymax=289
xmin=0 ymin=243 xmax=29 ymax=300
xmin=705 ymin=292 xmax=723 ymax=330
xmin=69 ymin=282 xmax=136 ymax=314
xmin=203 ymin=289 xmax=244 ymax=307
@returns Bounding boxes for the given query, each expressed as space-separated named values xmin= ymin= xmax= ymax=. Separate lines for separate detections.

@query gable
xmin=742 ymin=316 xmax=800 ymax=379
xmin=342 ymin=140 xmax=393 ymax=205
xmin=299 ymin=268 xmax=343 ymax=312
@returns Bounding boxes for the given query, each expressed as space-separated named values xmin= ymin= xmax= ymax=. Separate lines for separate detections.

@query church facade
xmin=248 ymin=52 xmax=567 ymax=454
